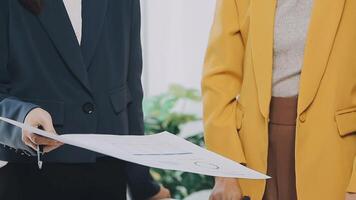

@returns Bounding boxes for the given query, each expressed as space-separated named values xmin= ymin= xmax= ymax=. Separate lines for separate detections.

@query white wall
xmin=141 ymin=0 xmax=216 ymax=96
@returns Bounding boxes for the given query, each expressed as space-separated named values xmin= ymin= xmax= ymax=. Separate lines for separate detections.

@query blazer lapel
xmin=298 ymin=0 xmax=345 ymax=115
xmin=81 ymin=0 xmax=108 ymax=69
xmin=37 ymin=0 xmax=92 ymax=94
xmin=250 ymin=0 xmax=277 ymax=119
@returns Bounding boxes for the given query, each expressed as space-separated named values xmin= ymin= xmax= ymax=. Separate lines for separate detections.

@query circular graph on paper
xmin=194 ymin=161 xmax=220 ymax=170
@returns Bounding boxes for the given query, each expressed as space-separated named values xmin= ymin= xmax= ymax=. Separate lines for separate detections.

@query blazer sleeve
xmin=0 ymin=0 xmax=39 ymax=153
xmin=125 ymin=1 xmax=161 ymax=199
xmin=202 ymin=0 xmax=246 ymax=163
xmin=126 ymin=163 xmax=161 ymax=200
xmin=127 ymin=0 xmax=144 ymax=135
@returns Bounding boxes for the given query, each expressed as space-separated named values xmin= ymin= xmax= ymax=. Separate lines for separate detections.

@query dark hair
xmin=19 ymin=0 xmax=43 ymax=15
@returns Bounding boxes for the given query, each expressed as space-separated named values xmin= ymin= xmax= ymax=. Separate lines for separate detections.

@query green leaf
xmin=145 ymin=85 xmax=212 ymax=198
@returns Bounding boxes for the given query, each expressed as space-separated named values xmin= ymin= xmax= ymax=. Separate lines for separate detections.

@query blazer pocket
xmin=335 ymin=107 xmax=356 ymax=137
xmin=23 ymin=99 xmax=65 ymax=126
xmin=236 ymin=103 xmax=244 ymax=131
xmin=109 ymin=85 xmax=133 ymax=114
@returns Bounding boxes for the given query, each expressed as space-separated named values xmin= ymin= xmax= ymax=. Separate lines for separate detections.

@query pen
xmin=37 ymin=145 xmax=43 ymax=170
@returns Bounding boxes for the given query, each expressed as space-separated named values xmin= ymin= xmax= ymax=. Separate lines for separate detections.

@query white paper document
xmin=0 ymin=117 xmax=269 ymax=179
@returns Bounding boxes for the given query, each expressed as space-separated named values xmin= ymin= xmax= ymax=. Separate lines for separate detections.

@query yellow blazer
xmin=202 ymin=0 xmax=356 ymax=199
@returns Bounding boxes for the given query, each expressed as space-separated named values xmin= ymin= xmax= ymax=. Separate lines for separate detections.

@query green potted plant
xmin=143 ymin=84 xmax=214 ymax=199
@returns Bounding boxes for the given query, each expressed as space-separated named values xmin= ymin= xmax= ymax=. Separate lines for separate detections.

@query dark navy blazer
xmin=0 ymin=0 xmax=144 ymax=161
xmin=0 ymin=0 xmax=160 ymax=198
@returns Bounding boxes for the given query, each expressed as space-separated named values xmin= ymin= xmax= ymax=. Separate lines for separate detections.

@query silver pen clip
xmin=37 ymin=145 xmax=43 ymax=170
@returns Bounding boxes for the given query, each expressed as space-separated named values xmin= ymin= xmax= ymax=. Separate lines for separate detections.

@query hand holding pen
xmin=22 ymin=108 xmax=63 ymax=169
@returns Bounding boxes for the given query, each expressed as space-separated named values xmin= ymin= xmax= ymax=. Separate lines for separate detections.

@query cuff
xmin=126 ymin=163 xmax=161 ymax=199
xmin=1 ymin=97 xmax=39 ymax=154
xmin=205 ymin=131 xmax=246 ymax=164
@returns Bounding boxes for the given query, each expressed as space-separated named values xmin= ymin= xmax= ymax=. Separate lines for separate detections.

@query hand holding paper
xmin=0 ymin=117 xmax=269 ymax=179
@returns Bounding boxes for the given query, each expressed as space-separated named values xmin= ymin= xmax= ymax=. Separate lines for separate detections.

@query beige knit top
xmin=272 ymin=0 xmax=314 ymax=97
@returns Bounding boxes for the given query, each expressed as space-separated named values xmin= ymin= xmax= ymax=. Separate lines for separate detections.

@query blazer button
xmin=299 ymin=113 xmax=306 ymax=123
xmin=82 ymin=102 xmax=95 ymax=114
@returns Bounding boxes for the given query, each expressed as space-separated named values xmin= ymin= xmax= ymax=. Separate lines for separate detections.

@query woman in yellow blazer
xmin=202 ymin=0 xmax=356 ymax=199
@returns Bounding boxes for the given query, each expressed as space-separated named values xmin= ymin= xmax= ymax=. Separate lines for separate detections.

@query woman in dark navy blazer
xmin=0 ymin=0 xmax=170 ymax=199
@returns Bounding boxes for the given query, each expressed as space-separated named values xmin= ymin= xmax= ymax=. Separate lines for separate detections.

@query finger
xmin=28 ymin=134 xmax=59 ymax=146
xmin=210 ymin=192 xmax=218 ymax=200
xmin=39 ymin=116 xmax=56 ymax=134
xmin=23 ymin=136 xmax=37 ymax=150
xmin=164 ymin=189 xmax=171 ymax=198
xmin=38 ymin=117 xmax=62 ymax=144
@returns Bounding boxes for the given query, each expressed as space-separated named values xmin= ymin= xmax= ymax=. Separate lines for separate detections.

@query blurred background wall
xmin=141 ymin=0 xmax=215 ymax=96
